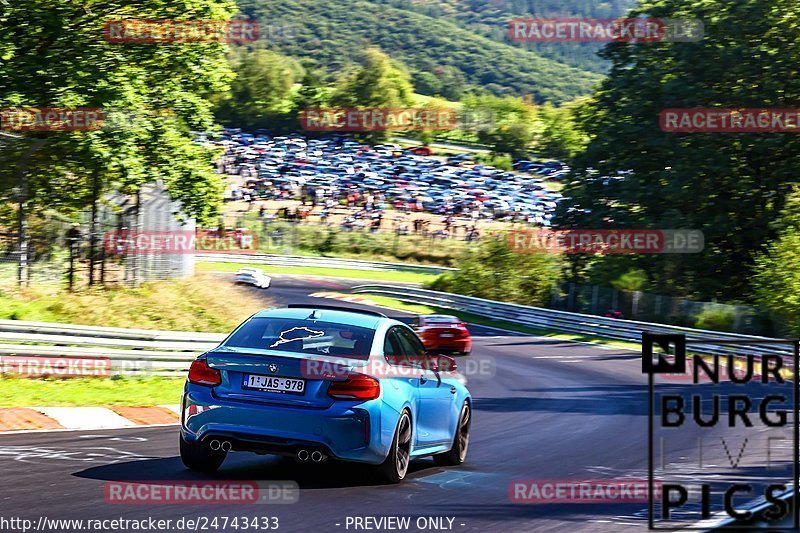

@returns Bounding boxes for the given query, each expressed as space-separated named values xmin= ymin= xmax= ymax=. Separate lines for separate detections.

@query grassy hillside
xmin=237 ymin=0 xmax=603 ymax=102
xmin=369 ymin=0 xmax=639 ymax=74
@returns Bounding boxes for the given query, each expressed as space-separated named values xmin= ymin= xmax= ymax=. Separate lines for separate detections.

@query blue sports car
xmin=180 ymin=305 xmax=472 ymax=483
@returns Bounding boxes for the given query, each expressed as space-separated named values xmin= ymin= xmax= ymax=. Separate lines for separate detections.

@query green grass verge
xmin=0 ymin=274 xmax=269 ymax=332
xmin=452 ymin=310 xmax=641 ymax=351
xmin=354 ymin=294 xmax=438 ymax=314
xmin=354 ymin=293 xmax=641 ymax=351
xmin=197 ymin=262 xmax=437 ymax=284
xmin=0 ymin=376 xmax=185 ymax=407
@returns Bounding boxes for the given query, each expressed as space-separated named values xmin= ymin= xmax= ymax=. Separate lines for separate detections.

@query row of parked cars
xmin=211 ymin=129 xmax=571 ymax=225
xmin=513 ymin=159 xmax=571 ymax=181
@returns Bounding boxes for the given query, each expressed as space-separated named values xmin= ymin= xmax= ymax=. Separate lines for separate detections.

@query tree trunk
xmin=88 ymin=169 xmax=100 ymax=286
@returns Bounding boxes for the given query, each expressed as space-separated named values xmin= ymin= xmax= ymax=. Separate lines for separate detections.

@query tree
xmin=330 ymin=48 xmax=415 ymax=141
xmin=412 ymin=71 xmax=444 ymax=97
xmin=294 ymin=71 xmax=331 ymax=109
xmin=0 ymin=1 xmax=236 ymax=285
xmin=332 ymin=48 xmax=414 ymax=108
xmin=533 ymin=98 xmax=590 ymax=162
xmin=480 ymin=123 xmax=534 ymax=159
xmin=0 ymin=0 xmax=236 ymax=225
xmin=557 ymin=0 xmax=800 ymax=301
xmin=753 ymin=188 xmax=800 ymax=335
xmin=429 ymin=235 xmax=564 ymax=307
xmin=436 ymin=66 xmax=467 ymax=101
xmin=464 ymin=94 xmax=537 ymax=157
xmin=215 ymin=48 xmax=301 ymax=130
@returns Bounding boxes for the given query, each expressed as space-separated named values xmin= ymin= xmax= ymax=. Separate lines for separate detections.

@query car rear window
xmin=425 ymin=316 xmax=460 ymax=325
xmin=223 ymin=317 xmax=375 ymax=360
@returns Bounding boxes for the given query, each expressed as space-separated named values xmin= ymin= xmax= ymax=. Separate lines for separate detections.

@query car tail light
xmin=456 ymin=323 xmax=470 ymax=337
xmin=328 ymin=373 xmax=380 ymax=400
xmin=188 ymin=359 xmax=221 ymax=386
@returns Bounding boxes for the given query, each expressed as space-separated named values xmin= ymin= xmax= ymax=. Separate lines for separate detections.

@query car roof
xmin=252 ymin=306 xmax=395 ymax=329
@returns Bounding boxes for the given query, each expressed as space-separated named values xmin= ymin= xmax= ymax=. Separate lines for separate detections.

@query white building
xmin=106 ymin=181 xmax=195 ymax=282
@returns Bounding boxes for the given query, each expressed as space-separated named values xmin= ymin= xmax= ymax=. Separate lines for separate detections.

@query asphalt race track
xmin=0 ymin=275 xmax=790 ymax=532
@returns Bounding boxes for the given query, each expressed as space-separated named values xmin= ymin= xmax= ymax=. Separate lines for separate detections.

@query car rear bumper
xmin=180 ymin=385 xmax=392 ymax=464
xmin=425 ymin=339 xmax=472 ymax=353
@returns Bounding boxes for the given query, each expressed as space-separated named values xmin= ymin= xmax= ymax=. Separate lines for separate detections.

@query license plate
xmin=243 ymin=374 xmax=305 ymax=394
xmin=440 ymin=333 xmax=454 ymax=338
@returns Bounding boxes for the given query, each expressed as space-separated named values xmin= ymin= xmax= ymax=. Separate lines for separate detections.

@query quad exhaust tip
xmin=209 ymin=439 xmax=221 ymax=451
xmin=297 ymin=449 xmax=310 ymax=462
xmin=221 ymin=440 xmax=232 ymax=452
xmin=311 ymin=451 xmax=325 ymax=463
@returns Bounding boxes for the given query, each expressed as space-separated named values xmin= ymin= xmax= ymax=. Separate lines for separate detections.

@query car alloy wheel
xmin=395 ymin=411 xmax=412 ymax=479
xmin=457 ymin=402 xmax=470 ymax=462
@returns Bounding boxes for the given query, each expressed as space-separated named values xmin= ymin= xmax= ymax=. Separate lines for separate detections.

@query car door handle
xmin=419 ymin=376 xmax=428 ymax=384
xmin=450 ymin=387 xmax=457 ymax=394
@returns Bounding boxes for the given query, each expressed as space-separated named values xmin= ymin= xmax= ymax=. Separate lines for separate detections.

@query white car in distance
xmin=234 ymin=268 xmax=271 ymax=289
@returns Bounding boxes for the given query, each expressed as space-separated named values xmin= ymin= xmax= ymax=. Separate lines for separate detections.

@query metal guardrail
xmin=0 ymin=320 xmax=224 ymax=343
xmin=0 ymin=285 xmax=792 ymax=378
xmin=196 ymin=253 xmax=455 ymax=275
xmin=350 ymin=285 xmax=795 ymax=358
xmin=0 ymin=320 xmax=223 ymax=375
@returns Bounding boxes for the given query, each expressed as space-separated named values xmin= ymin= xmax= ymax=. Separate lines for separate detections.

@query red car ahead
xmin=415 ymin=315 xmax=472 ymax=355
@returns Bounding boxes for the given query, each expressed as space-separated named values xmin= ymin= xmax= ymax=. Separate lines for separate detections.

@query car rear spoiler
xmin=286 ymin=304 xmax=387 ymax=318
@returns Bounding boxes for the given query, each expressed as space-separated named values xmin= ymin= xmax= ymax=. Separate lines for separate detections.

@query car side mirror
xmin=424 ymin=353 xmax=457 ymax=372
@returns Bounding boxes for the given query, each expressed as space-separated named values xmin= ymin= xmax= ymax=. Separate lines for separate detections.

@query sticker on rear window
xmin=270 ymin=327 xmax=325 ymax=348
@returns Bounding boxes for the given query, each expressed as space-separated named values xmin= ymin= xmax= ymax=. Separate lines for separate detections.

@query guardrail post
xmin=567 ymin=283 xmax=576 ymax=312
xmin=732 ymin=306 xmax=743 ymax=332
xmin=632 ymin=291 xmax=641 ymax=318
